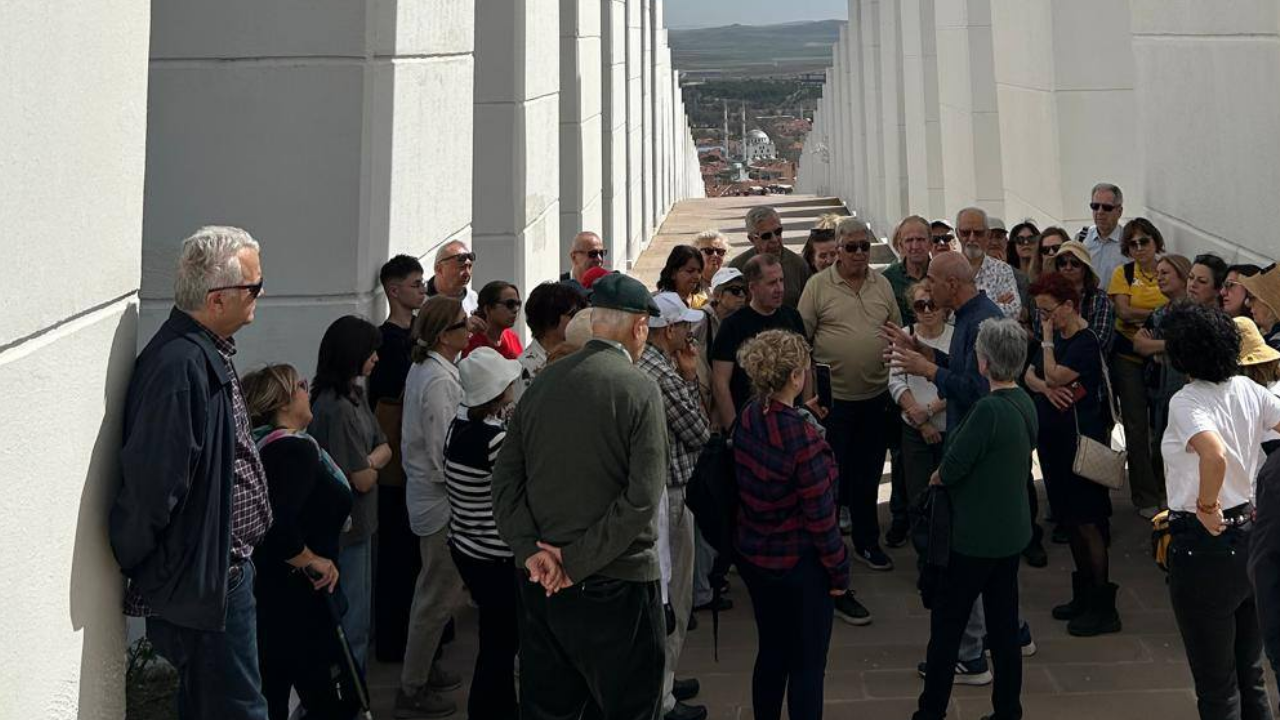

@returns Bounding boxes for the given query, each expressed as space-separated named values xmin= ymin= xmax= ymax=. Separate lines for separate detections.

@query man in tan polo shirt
xmin=798 ymin=217 xmax=901 ymax=573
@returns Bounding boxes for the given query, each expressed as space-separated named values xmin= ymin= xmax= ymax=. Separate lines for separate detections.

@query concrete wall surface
xmin=799 ymin=0 xmax=1277 ymax=264
xmin=0 ymin=1 xmax=149 ymax=717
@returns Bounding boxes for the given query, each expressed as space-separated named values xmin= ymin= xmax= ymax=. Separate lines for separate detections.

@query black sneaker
xmin=885 ymin=522 xmax=910 ymax=549
xmin=664 ymin=701 xmax=708 ymax=720
xmin=916 ymin=657 xmax=993 ymax=686
xmin=853 ymin=546 xmax=894 ymax=571
xmin=833 ymin=590 xmax=873 ymax=626
xmin=673 ymin=677 xmax=700 ymax=702
xmin=1022 ymin=539 xmax=1048 ymax=568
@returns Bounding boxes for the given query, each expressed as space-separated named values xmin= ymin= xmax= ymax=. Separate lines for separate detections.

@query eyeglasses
xmin=1036 ymin=303 xmax=1062 ymax=317
xmin=496 ymin=299 xmax=522 ymax=312
xmin=1057 ymin=257 xmax=1084 ymax=270
xmin=440 ymin=251 xmax=476 ymax=266
xmin=207 ymin=281 xmax=264 ymax=298
xmin=1040 ymin=244 xmax=1062 ymax=257
xmin=700 ymin=247 xmax=727 ymax=257
xmin=1125 ymin=236 xmax=1154 ymax=249
xmin=1015 ymin=234 xmax=1039 ymax=245
xmin=842 ymin=241 xmax=871 ymax=254
xmin=1225 ymin=279 xmax=1246 ymax=291
xmin=932 ymin=235 xmax=953 ymax=245
xmin=722 ymin=285 xmax=747 ymax=297
xmin=445 ymin=319 xmax=469 ymax=332
xmin=1090 ymin=202 xmax=1118 ymax=213
xmin=912 ymin=299 xmax=937 ymax=313
xmin=756 ymin=227 xmax=784 ymax=241
xmin=575 ymin=248 xmax=607 ymax=260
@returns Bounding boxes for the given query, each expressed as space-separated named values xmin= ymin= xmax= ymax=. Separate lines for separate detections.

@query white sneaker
xmin=839 ymin=507 xmax=852 ymax=535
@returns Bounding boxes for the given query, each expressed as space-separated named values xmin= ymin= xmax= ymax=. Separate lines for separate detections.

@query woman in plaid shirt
xmin=732 ymin=329 xmax=851 ymax=720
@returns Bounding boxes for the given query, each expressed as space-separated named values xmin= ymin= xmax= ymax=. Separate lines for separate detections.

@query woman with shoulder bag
xmin=243 ymin=364 xmax=357 ymax=720
xmin=1160 ymin=302 xmax=1280 ymax=720
xmin=1023 ymin=272 xmax=1120 ymax=637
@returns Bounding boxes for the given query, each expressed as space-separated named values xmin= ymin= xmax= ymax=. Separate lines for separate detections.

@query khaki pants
xmin=401 ymin=526 xmax=466 ymax=693
xmin=663 ymin=487 xmax=696 ymax=712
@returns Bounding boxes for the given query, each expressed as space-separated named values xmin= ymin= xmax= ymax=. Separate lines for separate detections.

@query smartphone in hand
xmin=814 ymin=363 xmax=833 ymax=411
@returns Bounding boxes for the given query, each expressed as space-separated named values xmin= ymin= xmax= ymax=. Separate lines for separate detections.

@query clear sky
xmin=665 ymin=0 xmax=847 ymax=29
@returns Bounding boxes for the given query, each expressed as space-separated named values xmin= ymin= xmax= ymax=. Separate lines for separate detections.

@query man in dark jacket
xmin=492 ymin=273 xmax=669 ymax=720
xmin=110 ymin=226 xmax=273 ymax=720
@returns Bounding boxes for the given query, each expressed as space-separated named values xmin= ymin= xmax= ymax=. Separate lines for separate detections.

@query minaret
xmin=741 ymin=104 xmax=748 ymax=161
xmin=722 ymin=101 xmax=729 ymax=161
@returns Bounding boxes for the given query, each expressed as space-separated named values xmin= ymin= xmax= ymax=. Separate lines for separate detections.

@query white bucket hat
xmin=649 ymin=291 xmax=704 ymax=328
xmin=458 ymin=346 xmax=523 ymax=408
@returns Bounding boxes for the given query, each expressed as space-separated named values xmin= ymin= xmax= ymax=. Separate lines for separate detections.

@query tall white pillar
xmin=626 ymin=0 xmax=644 ymax=264
xmin=880 ymin=0 xmax=908 ymax=224
xmin=859 ymin=2 xmax=887 ymax=229
xmin=560 ymin=0 xmax=605 ymax=271
xmin=847 ymin=1 xmax=869 ymax=215
xmin=640 ymin=0 xmax=654 ymax=247
xmin=935 ymin=0 xmax=1004 ymax=218
xmin=901 ymin=0 xmax=947 ymax=218
xmin=601 ymin=0 xmax=629 ymax=264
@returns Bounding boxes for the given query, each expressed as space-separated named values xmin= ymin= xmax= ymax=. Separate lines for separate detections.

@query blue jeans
xmin=147 ymin=561 xmax=269 ymax=720
xmin=339 ymin=538 xmax=373 ymax=671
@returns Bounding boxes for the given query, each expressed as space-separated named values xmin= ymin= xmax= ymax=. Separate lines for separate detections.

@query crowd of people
xmin=107 ymin=179 xmax=1280 ymax=720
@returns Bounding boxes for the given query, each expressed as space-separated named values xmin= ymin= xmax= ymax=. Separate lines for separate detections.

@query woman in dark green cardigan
xmin=914 ymin=317 xmax=1038 ymax=720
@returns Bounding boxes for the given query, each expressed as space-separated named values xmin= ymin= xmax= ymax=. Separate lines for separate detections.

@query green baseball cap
xmin=590 ymin=273 xmax=661 ymax=317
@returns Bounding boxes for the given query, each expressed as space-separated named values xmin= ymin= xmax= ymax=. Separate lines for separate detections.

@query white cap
xmin=931 ymin=218 xmax=952 ymax=229
xmin=649 ymin=291 xmax=704 ymax=328
xmin=710 ymin=267 xmax=744 ymax=290
xmin=990 ymin=217 xmax=1006 ymax=231
xmin=458 ymin=347 xmax=523 ymax=408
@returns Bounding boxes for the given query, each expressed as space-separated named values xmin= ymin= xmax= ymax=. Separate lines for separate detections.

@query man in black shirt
xmin=369 ymin=254 xmax=426 ymax=662
xmin=711 ymin=254 xmax=806 ymax=428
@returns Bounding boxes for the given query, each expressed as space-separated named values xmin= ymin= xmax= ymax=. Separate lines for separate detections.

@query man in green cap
xmin=492 ymin=272 xmax=670 ymax=720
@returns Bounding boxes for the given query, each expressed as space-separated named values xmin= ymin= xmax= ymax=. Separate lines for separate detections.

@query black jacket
xmin=110 ymin=308 xmax=238 ymax=631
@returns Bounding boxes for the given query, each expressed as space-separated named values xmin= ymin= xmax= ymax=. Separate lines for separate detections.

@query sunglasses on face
xmin=843 ymin=241 xmax=871 ymax=254
xmin=1090 ymin=202 xmax=1118 ymax=213
xmin=912 ymin=299 xmax=937 ymax=313
xmin=208 ymin=280 xmax=265 ymax=299
xmin=932 ymin=235 xmax=953 ymax=246
xmin=576 ymin=248 xmax=607 ymax=260
xmin=445 ymin=319 xmax=469 ymax=332
xmin=495 ymin=299 xmax=522 ymax=312
xmin=1015 ymin=234 xmax=1039 ymax=245
xmin=1040 ymin=244 xmax=1061 ymax=257
xmin=700 ymin=247 xmax=727 ymax=257
xmin=441 ymin=252 xmax=476 ymax=266
xmin=756 ymin=227 xmax=784 ymax=241
xmin=1125 ymin=236 xmax=1154 ymax=250
xmin=1057 ymin=257 xmax=1084 ymax=270
xmin=722 ymin=285 xmax=747 ymax=297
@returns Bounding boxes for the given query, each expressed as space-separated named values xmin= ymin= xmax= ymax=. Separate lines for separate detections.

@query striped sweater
xmin=444 ymin=409 xmax=512 ymax=561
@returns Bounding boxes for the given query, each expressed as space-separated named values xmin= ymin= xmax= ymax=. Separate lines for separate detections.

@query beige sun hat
xmin=1050 ymin=240 xmax=1097 ymax=279
xmin=1235 ymin=316 xmax=1280 ymax=366
xmin=1241 ymin=265 xmax=1280 ymax=318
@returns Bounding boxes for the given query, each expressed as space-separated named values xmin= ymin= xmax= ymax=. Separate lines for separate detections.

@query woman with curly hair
xmin=657 ymin=244 xmax=705 ymax=307
xmin=1024 ymin=273 xmax=1118 ymax=637
xmin=732 ymin=329 xmax=851 ymax=720
xmin=1160 ymin=302 xmax=1280 ymax=720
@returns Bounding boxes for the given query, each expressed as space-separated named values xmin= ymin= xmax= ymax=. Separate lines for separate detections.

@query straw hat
xmin=1241 ymin=265 xmax=1280 ymax=317
xmin=1051 ymin=240 xmax=1097 ymax=278
xmin=1235 ymin=316 xmax=1280 ymax=366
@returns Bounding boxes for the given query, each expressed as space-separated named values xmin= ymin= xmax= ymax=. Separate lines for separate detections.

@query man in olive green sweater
xmin=492 ymin=273 xmax=669 ymax=720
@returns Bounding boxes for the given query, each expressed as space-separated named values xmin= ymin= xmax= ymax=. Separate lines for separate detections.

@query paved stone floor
xmin=365 ymin=196 xmax=1268 ymax=718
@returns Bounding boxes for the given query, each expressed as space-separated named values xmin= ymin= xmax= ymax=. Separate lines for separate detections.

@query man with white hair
xmin=561 ymin=231 xmax=609 ymax=284
xmin=110 ymin=226 xmax=272 ymax=719
xmin=955 ymin=207 xmax=1021 ymax=319
xmin=728 ymin=205 xmax=812 ymax=308
xmin=1080 ymin=182 xmax=1126 ymax=287
xmin=428 ymin=238 xmax=481 ymax=319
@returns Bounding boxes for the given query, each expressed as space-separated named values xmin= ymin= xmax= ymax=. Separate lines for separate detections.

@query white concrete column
xmin=144 ymin=4 xmax=475 ymax=373
xmin=846 ymin=0 xmax=869 ymax=215
xmin=473 ymin=0 xmax=561 ymax=292
xmin=825 ymin=66 xmax=841 ymax=201
xmin=560 ymin=0 xmax=604 ymax=271
xmin=859 ymin=2 xmax=886 ymax=229
xmin=2 ymin=4 xmax=148 ymax=716
xmin=901 ymin=0 xmax=947 ymax=218
xmin=990 ymin=0 xmax=1141 ymax=232
xmin=601 ymin=0 xmax=629 ymax=264
xmin=640 ymin=0 xmax=654 ymax=246
xmin=935 ymin=0 xmax=1004 ymax=218
xmin=880 ymin=0 xmax=908 ymax=224
xmin=626 ymin=0 xmax=644 ymax=264
xmin=1129 ymin=1 xmax=1277 ymax=260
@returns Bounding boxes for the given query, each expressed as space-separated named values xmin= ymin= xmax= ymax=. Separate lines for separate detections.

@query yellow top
xmin=797 ymin=265 xmax=902 ymax=401
xmin=1107 ymin=261 xmax=1168 ymax=344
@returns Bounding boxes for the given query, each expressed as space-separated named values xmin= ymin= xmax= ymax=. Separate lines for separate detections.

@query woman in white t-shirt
xmin=1160 ymin=303 xmax=1280 ymax=720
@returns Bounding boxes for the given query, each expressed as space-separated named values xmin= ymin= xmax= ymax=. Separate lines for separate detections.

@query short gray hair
xmin=694 ymin=229 xmax=727 ymax=247
xmin=1090 ymin=182 xmax=1124 ymax=205
xmin=174 ymin=226 xmax=260 ymax=312
xmin=836 ymin=216 xmax=869 ymax=240
xmin=434 ymin=239 xmax=470 ymax=267
xmin=591 ymin=306 xmax=640 ymax=333
xmin=955 ymin=206 xmax=989 ymax=231
xmin=974 ymin=317 xmax=1028 ymax=382
xmin=745 ymin=206 xmax=780 ymax=234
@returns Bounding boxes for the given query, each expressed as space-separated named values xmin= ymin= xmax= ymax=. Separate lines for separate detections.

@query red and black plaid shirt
xmin=124 ymin=327 xmax=272 ymax=616
xmin=732 ymin=398 xmax=849 ymax=590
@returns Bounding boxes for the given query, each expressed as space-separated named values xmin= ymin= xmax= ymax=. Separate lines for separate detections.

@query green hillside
xmin=670 ymin=20 xmax=843 ymax=77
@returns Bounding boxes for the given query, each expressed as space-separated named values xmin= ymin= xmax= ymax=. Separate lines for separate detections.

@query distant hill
xmin=670 ymin=20 xmax=843 ymax=78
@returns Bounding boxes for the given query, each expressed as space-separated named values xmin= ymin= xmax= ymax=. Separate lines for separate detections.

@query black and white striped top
xmin=444 ymin=410 xmax=512 ymax=561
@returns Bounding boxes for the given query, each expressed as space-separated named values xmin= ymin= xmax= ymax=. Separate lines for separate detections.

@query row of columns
xmin=141 ymin=0 xmax=703 ymax=372
xmin=797 ymin=0 xmax=1279 ymax=263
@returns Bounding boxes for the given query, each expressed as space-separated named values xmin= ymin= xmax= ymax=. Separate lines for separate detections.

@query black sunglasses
xmin=576 ymin=249 xmax=607 ymax=260
xmin=1057 ymin=257 xmax=1084 ymax=269
xmin=445 ymin=319 xmax=468 ymax=332
xmin=722 ymin=285 xmax=747 ymax=297
xmin=843 ymin=241 xmax=872 ymax=254
xmin=912 ymin=299 xmax=937 ymax=313
xmin=1125 ymin=236 xmax=1154 ymax=249
xmin=1090 ymin=202 xmax=1118 ymax=213
xmin=1015 ymin=234 xmax=1039 ymax=245
xmin=932 ymin=234 xmax=954 ymax=245
xmin=700 ymin=247 xmax=727 ymax=257
xmin=208 ymin=280 xmax=264 ymax=298
xmin=756 ymin=227 xmax=784 ymax=241
xmin=496 ymin=299 xmax=522 ymax=312
xmin=441 ymin=251 xmax=476 ymax=266
xmin=1040 ymin=244 xmax=1061 ymax=256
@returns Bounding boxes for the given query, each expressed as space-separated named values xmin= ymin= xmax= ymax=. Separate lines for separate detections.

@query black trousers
xmin=740 ymin=553 xmax=835 ymax=720
xmin=451 ymin=548 xmax=519 ymax=720
xmin=915 ymin=553 xmax=1023 ymax=720
xmin=256 ymin=569 xmax=359 ymax=720
xmin=517 ymin=575 xmax=665 ymax=720
xmin=375 ymin=485 xmax=422 ymax=662
xmin=825 ymin=392 xmax=891 ymax=551
xmin=1171 ymin=524 xmax=1273 ymax=720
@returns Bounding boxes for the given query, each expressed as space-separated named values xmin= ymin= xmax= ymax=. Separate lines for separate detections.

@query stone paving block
xmin=1047 ymin=662 xmax=1195 ymax=693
